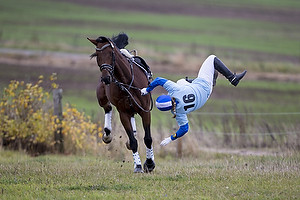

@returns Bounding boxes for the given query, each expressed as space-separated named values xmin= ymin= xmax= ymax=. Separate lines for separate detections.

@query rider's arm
xmin=171 ymin=123 xmax=189 ymax=140
xmin=160 ymin=123 xmax=189 ymax=146
xmin=146 ymin=77 xmax=168 ymax=93
xmin=171 ymin=113 xmax=189 ymax=140
xmin=159 ymin=99 xmax=190 ymax=146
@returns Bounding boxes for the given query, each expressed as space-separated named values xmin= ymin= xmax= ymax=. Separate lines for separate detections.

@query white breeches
xmin=197 ymin=55 xmax=216 ymax=96
xmin=176 ymin=55 xmax=216 ymax=98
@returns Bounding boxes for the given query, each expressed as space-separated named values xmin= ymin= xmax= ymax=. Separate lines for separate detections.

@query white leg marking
xmin=131 ymin=117 xmax=137 ymax=136
xmin=104 ymin=110 xmax=112 ymax=131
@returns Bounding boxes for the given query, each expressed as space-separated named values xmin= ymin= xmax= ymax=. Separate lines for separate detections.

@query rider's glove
xmin=141 ymin=88 xmax=148 ymax=96
xmin=160 ymin=137 xmax=172 ymax=146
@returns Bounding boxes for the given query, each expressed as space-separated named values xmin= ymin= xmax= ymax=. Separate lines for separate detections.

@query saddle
xmin=120 ymin=49 xmax=153 ymax=82
xmin=133 ymin=56 xmax=152 ymax=81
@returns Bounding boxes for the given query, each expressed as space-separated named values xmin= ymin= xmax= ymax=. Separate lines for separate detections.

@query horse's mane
xmin=111 ymin=32 xmax=129 ymax=49
xmin=90 ymin=32 xmax=129 ymax=59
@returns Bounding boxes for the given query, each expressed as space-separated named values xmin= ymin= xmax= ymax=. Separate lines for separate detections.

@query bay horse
xmin=87 ymin=33 xmax=155 ymax=173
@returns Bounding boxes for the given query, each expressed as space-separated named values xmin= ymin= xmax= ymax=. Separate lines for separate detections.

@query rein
xmin=95 ymin=40 xmax=153 ymax=112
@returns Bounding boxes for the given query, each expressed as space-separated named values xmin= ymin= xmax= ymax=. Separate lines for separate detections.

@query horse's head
xmin=88 ymin=36 xmax=115 ymax=85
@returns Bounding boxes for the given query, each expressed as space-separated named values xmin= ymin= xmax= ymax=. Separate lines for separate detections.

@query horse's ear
xmin=87 ymin=38 xmax=98 ymax=46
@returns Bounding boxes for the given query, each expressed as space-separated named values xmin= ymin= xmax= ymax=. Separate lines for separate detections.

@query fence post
xmin=53 ymin=88 xmax=64 ymax=153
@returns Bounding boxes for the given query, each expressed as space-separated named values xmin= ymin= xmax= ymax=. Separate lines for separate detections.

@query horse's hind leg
xmin=97 ymin=82 xmax=112 ymax=144
xmin=119 ymin=112 xmax=143 ymax=173
xmin=141 ymin=112 xmax=155 ymax=173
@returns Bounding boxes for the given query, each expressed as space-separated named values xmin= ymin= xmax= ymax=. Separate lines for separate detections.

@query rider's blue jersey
xmin=163 ymin=78 xmax=211 ymax=126
xmin=147 ymin=77 xmax=211 ymax=127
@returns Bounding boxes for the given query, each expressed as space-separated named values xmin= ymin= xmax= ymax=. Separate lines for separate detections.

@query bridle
xmin=95 ymin=40 xmax=115 ymax=77
xmin=94 ymin=38 xmax=153 ymax=112
xmin=95 ymin=39 xmax=132 ymax=88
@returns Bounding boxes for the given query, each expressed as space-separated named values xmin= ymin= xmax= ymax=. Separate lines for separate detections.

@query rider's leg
xmin=214 ymin=57 xmax=247 ymax=86
xmin=197 ymin=55 xmax=216 ymax=97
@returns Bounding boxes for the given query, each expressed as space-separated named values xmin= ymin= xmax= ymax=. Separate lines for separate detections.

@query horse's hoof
xmin=133 ymin=165 xmax=144 ymax=173
xmin=102 ymin=128 xmax=112 ymax=144
xmin=102 ymin=134 xmax=112 ymax=144
xmin=143 ymin=158 xmax=155 ymax=173
xmin=125 ymin=141 xmax=131 ymax=150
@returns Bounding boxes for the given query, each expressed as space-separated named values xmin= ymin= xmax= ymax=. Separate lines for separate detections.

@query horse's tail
xmin=112 ymin=32 xmax=129 ymax=49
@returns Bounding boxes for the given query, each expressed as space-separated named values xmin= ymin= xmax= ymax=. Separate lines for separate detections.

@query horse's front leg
xmin=119 ymin=112 xmax=143 ymax=173
xmin=97 ymin=81 xmax=112 ymax=144
xmin=141 ymin=111 xmax=155 ymax=173
xmin=125 ymin=116 xmax=137 ymax=150
xmin=102 ymin=109 xmax=112 ymax=143
xmin=131 ymin=116 xmax=137 ymax=136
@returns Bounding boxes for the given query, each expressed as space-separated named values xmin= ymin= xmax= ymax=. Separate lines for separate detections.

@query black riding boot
xmin=214 ymin=57 xmax=247 ymax=86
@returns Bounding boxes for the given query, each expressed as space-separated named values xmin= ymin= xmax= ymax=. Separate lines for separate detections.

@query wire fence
xmin=192 ymin=131 xmax=299 ymax=136
xmin=190 ymin=112 xmax=300 ymax=116
xmin=188 ymin=112 xmax=300 ymax=136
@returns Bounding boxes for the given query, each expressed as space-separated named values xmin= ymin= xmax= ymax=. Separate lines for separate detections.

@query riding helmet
xmin=156 ymin=95 xmax=172 ymax=111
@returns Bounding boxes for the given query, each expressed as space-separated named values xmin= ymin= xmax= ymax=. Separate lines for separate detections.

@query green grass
xmin=0 ymin=0 xmax=299 ymax=58
xmin=0 ymin=150 xmax=299 ymax=199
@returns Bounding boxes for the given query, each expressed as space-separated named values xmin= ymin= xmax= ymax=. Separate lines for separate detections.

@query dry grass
xmin=0 ymin=150 xmax=299 ymax=199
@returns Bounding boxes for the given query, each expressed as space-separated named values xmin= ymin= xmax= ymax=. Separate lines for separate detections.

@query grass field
xmin=0 ymin=150 xmax=299 ymax=199
xmin=0 ymin=0 xmax=299 ymax=67
xmin=0 ymin=0 xmax=300 ymax=198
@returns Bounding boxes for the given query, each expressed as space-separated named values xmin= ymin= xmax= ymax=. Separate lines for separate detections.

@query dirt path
xmin=1 ymin=48 xmax=299 ymax=83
